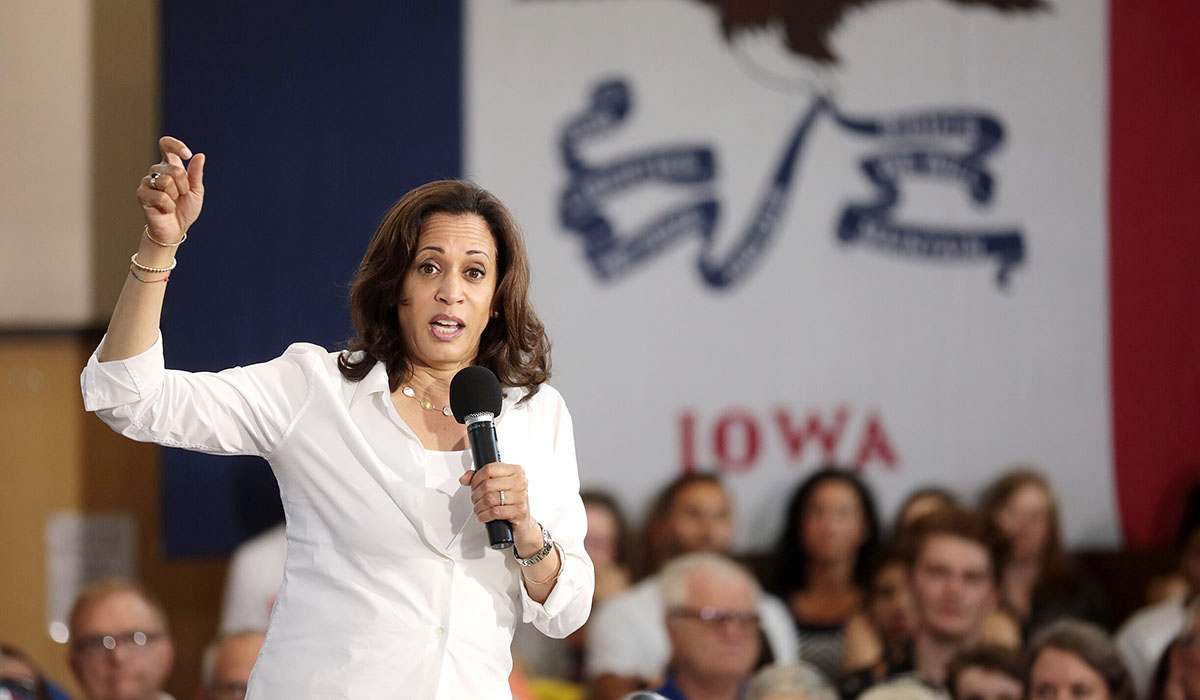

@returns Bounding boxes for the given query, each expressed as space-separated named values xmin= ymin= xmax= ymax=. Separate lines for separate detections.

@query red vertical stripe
xmin=1110 ymin=0 xmax=1200 ymax=546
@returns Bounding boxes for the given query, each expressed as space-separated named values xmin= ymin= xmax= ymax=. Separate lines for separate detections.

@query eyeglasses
xmin=72 ymin=630 xmax=165 ymax=658
xmin=668 ymin=605 xmax=760 ymax=630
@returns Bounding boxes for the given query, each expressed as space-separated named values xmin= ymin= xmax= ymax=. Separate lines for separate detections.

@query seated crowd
xmin=1 ymin=467 xmax=1198 ymax=700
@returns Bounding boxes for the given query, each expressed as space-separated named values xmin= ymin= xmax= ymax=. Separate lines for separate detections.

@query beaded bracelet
xmin=144 ymin=224 xmax=186 ymax=247
xmin=130 ymin=253 xmax=177 ymax=274
xmin=129 ymin=267 xmax=170 ymax=284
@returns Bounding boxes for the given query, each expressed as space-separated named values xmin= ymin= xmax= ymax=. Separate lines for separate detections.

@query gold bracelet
xmin=144 ymin=224 xmax=187 ymax=247
xmin=523 ymin=542 xmax=564 ymax=586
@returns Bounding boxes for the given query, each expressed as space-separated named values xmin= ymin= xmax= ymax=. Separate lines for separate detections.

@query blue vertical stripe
xmin=159 ymin=2 xmax=462 ymax=557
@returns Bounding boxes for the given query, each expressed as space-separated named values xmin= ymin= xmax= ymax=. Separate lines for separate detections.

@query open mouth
xmin=430 ymin=316 xmax=465 ymax=340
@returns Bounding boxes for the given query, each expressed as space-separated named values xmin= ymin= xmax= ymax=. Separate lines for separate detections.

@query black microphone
xmin=449 ymin=366 xmax=513 ymax=550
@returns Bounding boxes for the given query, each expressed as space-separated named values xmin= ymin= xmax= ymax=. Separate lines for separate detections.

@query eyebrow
xmin=417 ymin=245 xmax=491 ymax=259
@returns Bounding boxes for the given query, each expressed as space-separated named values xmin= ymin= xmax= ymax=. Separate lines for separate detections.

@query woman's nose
xmin=436 ymin=275 xmax=463 ymax=303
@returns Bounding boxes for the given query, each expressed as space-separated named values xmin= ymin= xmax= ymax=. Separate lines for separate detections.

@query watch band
xmin=513 ymin=522 xmax=554 ymax=566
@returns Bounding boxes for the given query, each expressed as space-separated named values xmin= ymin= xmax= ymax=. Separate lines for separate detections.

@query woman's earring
xmin=491 ymin=310 xmax=500 ymax=318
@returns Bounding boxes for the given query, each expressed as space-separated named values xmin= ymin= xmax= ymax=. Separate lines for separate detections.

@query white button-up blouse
xmin=80 ymin=334 xmax=594 ymax=699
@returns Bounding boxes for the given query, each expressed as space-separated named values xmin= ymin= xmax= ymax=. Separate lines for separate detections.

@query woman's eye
xmin=418 ymin=262 xmax=438 ymax=274
xmin=466 ymin=268 xmax=485 ymax=280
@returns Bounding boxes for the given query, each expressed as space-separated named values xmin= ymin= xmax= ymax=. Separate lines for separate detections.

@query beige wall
xmin=0 ymin=0 xmax=158 ymax=328
xmin=0 ymin=3 xmax=225 ymax=698
xmin=1 ymin=336 xmax=227 ymax=698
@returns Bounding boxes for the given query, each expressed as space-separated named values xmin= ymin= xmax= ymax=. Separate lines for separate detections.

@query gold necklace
xmin=401 ymin=386 xmax=454 ymax=417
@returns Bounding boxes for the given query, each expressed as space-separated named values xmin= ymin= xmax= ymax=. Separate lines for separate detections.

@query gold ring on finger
xmin=149 ymin=172 xmax=162 ymax=190
xmin=499 ymin=490 xmax=505 ymax=506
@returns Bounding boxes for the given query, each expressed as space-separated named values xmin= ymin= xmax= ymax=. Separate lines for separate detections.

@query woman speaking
xmin=81 ymin=137 xmax=595 ymax=699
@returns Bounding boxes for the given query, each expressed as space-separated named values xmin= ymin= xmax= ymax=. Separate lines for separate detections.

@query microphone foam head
xmin=449 ymin=366 xmax=503 ymax=424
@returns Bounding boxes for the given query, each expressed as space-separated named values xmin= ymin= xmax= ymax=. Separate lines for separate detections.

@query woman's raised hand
xmin=136 ymin=136 xmax=205 ymax=243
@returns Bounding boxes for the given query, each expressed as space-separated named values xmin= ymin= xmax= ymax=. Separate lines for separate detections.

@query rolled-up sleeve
xmin=81 ymin=333 xmax=168 ymax=412
xmin=518 ymin=393 xmax=595 ymax=638
xmin=80 ymin=332 xmax=317 ymax=457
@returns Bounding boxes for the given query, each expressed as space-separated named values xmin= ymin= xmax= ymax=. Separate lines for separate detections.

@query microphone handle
xmin=467 ymin=419 xmax=514 ymax=550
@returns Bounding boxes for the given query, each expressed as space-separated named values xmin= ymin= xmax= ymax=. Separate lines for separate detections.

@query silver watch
xmin=513 ymin=522 xmax=554 ymax=566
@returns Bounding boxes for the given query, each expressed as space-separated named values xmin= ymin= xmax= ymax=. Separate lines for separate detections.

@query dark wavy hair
xmin=338 ymin=180 xmax=551 ymax=401
xmin=771 ymin=465 xmax=881 ymax=595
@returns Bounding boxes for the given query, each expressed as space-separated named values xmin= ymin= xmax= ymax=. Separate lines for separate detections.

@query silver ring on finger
xmin=499 ymin=490 xmax=505 ymax=506
xmin=149 ymin=172 xmax=162 ymax=190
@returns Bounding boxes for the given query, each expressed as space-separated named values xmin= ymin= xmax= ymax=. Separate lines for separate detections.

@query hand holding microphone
xmin=452 ymin=366 xmax=543 ymax=555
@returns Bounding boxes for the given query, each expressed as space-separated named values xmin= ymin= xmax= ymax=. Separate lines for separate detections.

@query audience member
xmin=582 ymin=491 xmax=634 ymax=604
xmin=1148 ymin=599 xmax=1200 ymax=700
xmin=195 ymin=631 xmax=264 ymax=700
xmin=1 ymin=644 xmax=53 ymax=700
xmin=67 ymin=579 xmax=175 ymax=700
xmin=944 ymin=646 xmax=1021 ymax=700
xmin=654 ymin=554 xmax=763 ymax=700
xmin=512 ymin=490 xmax=633 ymax=683
xmin=586 ymin=474 xmax=798 ymax=700
xmin=634 ymin=474 xmax=733 ymax=581
xmin=745 ymin=663 xmax=838 ymax=700
xmin=896 ymin=489 xmax=959 ymax=535
xmin=218 ymin=524 xmax=285 ymax=634
xmin=844 ymin=550 xmax=918 ymax=674
xmin=979 ymin=469 xmax=1109 ymax=639
xmin=858 ymin=678 xmax=945 ymax=700
xmin=772 ymin=468 xmax=881 ymax=679
xmin=1117 ymin=483 xmax=1200 ymax=697
xmin=840 ymin=507 xmax=1013 ymax=698
xmin=1024 ymin=620 xmax=1134 ymax=700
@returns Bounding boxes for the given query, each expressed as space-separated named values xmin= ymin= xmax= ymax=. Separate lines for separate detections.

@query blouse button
xmin=435 ymin=626 xmax=446 ymax=637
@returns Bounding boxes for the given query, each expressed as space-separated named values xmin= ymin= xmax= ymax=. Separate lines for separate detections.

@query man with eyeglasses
xmin=196 ymin=631 xmax=265 ymax=700
xmin=586 ymin=476 xmax=798 ymax=700
xmin=67 ymin=579 xmax=175 ymax=700
xmin=654 ymin=553 xmax=763 ymax=700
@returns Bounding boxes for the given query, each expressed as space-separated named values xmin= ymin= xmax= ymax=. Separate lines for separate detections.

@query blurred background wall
xmin=1 ymin=1 xmax=1197 ymax=698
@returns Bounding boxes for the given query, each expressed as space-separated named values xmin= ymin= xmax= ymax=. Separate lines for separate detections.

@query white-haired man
xmin=587 ymin=476 xmax=798 ymax=700
xmin=745 ymin=663 xmax=838 ymax=700
xmin=195 ymin=631 xmax=264 ymax=700
xmin=654 ymin=553 xmax=764 ymax=700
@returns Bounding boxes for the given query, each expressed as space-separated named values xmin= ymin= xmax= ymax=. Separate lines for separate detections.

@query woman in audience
xmin=1024 ymin=620 xmax=1134 ymax=700
xmin=771 ymin=467 xmax=881 ymax=681
xmin=512 ymin=491 xmax=633 ymax=685
xmin=980 ymin=469 xmax=1109 ymax=640
xmin=581 ymin=491 xmax=633 ymax=605
xmin=842 ymin=549 xmax=917 ymax=674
